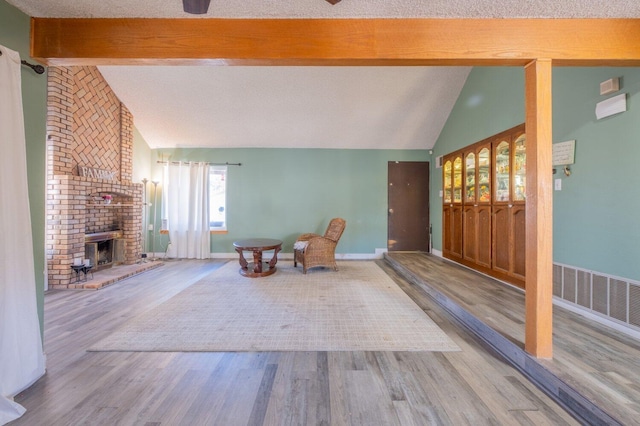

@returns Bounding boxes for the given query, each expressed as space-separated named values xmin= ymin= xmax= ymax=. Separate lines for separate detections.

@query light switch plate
xmin=555 ymin=179 xmax=562 ymax=191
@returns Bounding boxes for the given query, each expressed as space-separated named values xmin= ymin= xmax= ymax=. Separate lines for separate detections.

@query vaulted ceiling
xmin=8 ymin=0 xmax=640 ymax=149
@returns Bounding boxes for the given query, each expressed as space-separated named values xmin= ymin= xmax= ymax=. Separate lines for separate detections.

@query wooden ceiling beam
xmin=31 ymin=18 xmax=640 ymax=66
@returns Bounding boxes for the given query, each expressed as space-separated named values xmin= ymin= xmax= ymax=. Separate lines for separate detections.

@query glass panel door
xmin=495 ymin=140 xmax=510 ymax=202
xmin=453 ymin=156 xmax=462 ymax=203
xmin=478 ymin=147 xmax=491 ymax=202
xmin=443 ymin=160 xmax=452 ymax=203
xmin=465 ymin=152 xmax=476 ymax=203
xmin=513 ymin=134 xmax=526 ymax=201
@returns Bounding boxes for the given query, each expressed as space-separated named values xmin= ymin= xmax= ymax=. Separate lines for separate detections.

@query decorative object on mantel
xmin=78 ymin=164 xmax=117 ymax=181
xmin=102 ymin=194 xmax=112 ymax=205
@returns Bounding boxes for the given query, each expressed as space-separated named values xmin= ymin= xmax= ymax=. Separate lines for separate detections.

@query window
xmin=209 ymin=166 xmax=227 ymax=230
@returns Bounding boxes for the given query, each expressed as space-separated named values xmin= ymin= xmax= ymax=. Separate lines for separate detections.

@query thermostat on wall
xmin=600 ymin=77 xmax=620 ymax=95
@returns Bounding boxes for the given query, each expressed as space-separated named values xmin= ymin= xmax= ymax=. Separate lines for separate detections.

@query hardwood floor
xmin=11 ymin=259 xmax=578 ymax=425
xmin=386 ymin=252 xmax=640 ymax=426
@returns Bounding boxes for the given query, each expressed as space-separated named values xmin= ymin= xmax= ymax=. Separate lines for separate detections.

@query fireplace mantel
xmin=85 ymin=230 xmax=123 ymax=243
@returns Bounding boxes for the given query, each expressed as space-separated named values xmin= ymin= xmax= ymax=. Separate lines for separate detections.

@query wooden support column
xmin=524 ymin=59 xmax=553 ymax=358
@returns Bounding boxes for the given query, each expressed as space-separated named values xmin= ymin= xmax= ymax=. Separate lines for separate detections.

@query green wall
xmin=150 ymin=148 xmax=430 ymax=255
xmin=430 ymin=67 xmax=525 ymax=258
xmin=1 ymin=0 xmax=47 ymax=331
xmin=432 ymin=66 xmax=640 ymax=281
xmin=552 ymin=67 xmax=640 ymax=280
xmin=132 ymin=126 xmax=152 ymax=184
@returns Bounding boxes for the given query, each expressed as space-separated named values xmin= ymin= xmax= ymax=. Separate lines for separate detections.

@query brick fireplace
xmin=46 ymin=66 xmax=143 ymax=289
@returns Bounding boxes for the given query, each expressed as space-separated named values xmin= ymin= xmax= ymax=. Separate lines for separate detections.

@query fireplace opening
xmin=85 ymin=230 xmax=125 ymax=272
xmin=85 ymin=240 xmax=114 ymax=271
xmin=97 ymin=240 xmax=114 ymax=267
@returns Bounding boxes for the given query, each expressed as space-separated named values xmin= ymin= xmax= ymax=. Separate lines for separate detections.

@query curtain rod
xmin=0 ymin=51 xmax=45 ymax=74
xmin=21 ymin=60 xmax=45 ymax=74
xmin=157 ymin=160 xmax=242 ymax=166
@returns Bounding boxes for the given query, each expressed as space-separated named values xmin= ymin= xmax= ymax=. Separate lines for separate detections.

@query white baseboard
xmin=431 ymin=248 xmax=443 ymax=257
xmin=208 ymin=252 xmax=240 ymax=259
xmin=375 ymin=248 xmax=388 ymax=257
xmin=336 ymin=253 xmax=385 ymax=260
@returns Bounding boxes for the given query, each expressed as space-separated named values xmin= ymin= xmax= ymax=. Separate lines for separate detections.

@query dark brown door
xmin=388 ymin=161 xmax=430 ymax=252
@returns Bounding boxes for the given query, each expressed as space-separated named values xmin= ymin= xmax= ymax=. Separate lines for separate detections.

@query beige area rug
xmin=89 ymin=261 xmax=460 ymax=352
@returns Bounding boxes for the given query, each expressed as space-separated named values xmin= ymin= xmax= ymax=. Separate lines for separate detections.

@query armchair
xmin=293 ymin=218 xmax=346 ymax=274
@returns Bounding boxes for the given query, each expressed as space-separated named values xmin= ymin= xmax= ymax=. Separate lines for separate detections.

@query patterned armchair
xmin=293 ymin=218 xmax=346 ymax=274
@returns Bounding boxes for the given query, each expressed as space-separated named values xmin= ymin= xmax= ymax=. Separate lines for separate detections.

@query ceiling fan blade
xmin=183 ymin=0 xmax=211 ymax=14
xmin=325 ymin=0 xmax=342 ymax=4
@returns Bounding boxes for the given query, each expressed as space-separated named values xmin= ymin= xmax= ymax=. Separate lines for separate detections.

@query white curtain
xmin=0 ymin=46 xmax=46 ymax=425
xmin=162 ymin=162 xmax=211 ymax=259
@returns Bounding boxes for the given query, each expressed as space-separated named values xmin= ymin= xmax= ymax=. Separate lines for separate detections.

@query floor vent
xmin=562 ymin=267 xmax=577 ymax=303
xmin=554 ymin=262 xmax=640 ymax=334
xmin=577 ymin=270 xmax=591 ymax=309
xmin=610 ymin=279 xmax=628 ymax=323
xmin=629 ymin=285 xmax=640 ymax=328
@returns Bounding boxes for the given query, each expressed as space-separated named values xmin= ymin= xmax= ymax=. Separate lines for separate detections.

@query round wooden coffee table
xmin=233 ymin=238 xmax=283 ymax=278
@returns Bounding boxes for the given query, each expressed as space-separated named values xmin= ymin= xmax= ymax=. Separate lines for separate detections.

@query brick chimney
xmin=46 ymin=66 xmax=142 ymax=289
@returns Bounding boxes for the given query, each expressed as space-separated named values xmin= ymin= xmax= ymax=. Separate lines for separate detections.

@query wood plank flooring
xmin=11 ymin=259 xmax=578 ymax=425
xmin=385 ymin=252 xmax=640 ymax=425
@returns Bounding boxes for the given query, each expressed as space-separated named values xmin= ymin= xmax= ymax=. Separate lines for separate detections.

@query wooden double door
xmin=442 ymin=124 xmax=526 ymax=287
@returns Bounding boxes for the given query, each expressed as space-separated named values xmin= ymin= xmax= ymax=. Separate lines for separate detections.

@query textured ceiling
xmin=7 ymin=0 xmax=640 ymax=18
xmin=9 ymin=0 xmax=639 ymax=150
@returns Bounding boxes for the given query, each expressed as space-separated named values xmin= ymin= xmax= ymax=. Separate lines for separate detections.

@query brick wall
xmin=72 ymin=66 xmax=122 ymax=176
xmin=46 ymin=66 xmax=142 ymax=289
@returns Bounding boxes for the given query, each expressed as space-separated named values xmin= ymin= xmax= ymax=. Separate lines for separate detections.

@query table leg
xmin=268 ymin=245 xmax=282 ymax=269
xmin=253 ymin=250 xmax=263 ymax=273
xmin=235 ymin=247 xmax=248 ymax=270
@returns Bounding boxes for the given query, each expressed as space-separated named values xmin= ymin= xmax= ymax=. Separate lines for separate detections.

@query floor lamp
xmin=140 ymin=178 xmax=148 ymax=262
xmin=151 ymin=180 xmax=159 ymax=260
